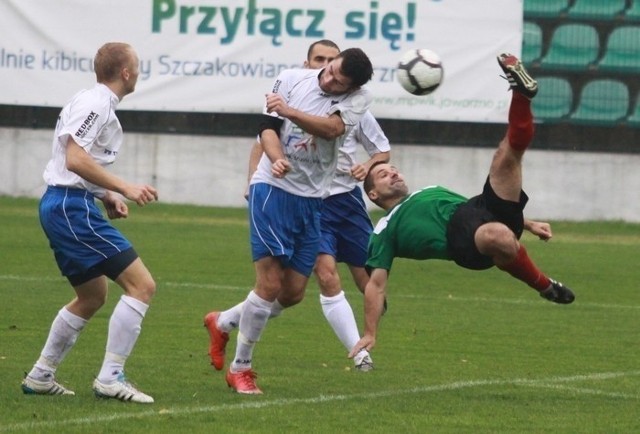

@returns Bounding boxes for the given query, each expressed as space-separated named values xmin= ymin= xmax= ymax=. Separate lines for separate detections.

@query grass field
xmin=1 ymin=196 xmax=639 ymax=433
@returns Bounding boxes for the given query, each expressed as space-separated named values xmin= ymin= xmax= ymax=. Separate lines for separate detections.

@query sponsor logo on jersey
xmin=272 ymin=79 xmax=282 ymax=94
xmin=75 ymin=111 xmax=100 ymax=139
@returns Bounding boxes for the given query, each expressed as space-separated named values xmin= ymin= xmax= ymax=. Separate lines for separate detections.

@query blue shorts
xmin=249 ymin=183 xmax=322 ymax=277
xmin=318 ymin=186 xmax=373 ymax=267
xmin=39 ymin=186 xmax=132 ymax=277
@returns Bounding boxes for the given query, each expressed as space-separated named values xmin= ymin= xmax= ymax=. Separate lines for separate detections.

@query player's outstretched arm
xmin=524 ymin=218 xmax=552 ymax=241
xmin=66 ymin=138 xmax=157 ymax=206
xmin=349 ymin=268 xmax=388 ymax=357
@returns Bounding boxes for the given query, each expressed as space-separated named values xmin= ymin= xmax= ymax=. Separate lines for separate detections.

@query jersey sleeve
xmin=366 ymin=221 xmax=396 ymax=271
xmin=353 ymin=111 xmax=391 ymax=156
xmin=263 ymin=69 xmax=296 ymax=117
xmin=58 ymin=91 xmax=109 ymax=151
xmin=328 ymin=87 xmax=372 ymax=127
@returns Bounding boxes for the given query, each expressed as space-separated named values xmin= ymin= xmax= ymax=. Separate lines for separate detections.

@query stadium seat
xmin=627 ymin=93 xmax=640 ymax=126
xmin=532 ymin=77 xmax=573 ymax=122
xmin=570 ymin=79 xmax=630 ymax=125
xmin=624 ymin=1 xmax=640 ymax=21
xmin=598 ymin=26 xmax=640 ymax=73
xmin=567 ymin=0 xmax=626 ymax=20
xmin=522 ymin=22 xmax=543 ymax=64
xmin=523 ymin=0 xmax=569 ymax=18
xmin=539 ymin=24 xmax=600 ymax=70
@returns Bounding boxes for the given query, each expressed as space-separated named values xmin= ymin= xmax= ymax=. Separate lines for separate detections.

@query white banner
xmin=0 ymin=0 xmax=522 ymax=122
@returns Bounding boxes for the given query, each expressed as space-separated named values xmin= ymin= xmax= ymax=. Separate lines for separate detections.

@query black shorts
xmin=67 ymin=247 xmax=138 ymax=286
xmin=446 ymin=177 xmax=528 ymax=270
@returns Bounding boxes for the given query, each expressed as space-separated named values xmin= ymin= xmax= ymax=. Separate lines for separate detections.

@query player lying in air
xmin=349 ymin=53 xmax=575 ymax=360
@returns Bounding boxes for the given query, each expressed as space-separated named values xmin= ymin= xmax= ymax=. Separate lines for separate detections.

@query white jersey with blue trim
xmin=251 ymin=68 xmax=372 ymax=198
xmin=329 ymin=110 xmax=391 ymax=196
xmin=43 ymin=83 xmax=122 ymax=198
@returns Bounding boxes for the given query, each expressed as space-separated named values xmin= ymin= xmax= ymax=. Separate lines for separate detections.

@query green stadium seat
xmin=539 ymin=24 xmax=600 ymax=70
xmin=598 ymin=26 xmax=640 ymax=73
xmin=524 ymin=0 xmax=569 ymax=18
xmin=627 ymin=93 xmax=640 ymax=126
xmin=532 ymin=77 xmax=573 ymax=122
xmin=567 ymin=0 xmax=626 ymax=20
xmin=570 ymin=79 xmax=630 ymax=125
xmin=624 ymin=1 xmax=640 ymax=21
xmin=522 ymin=21 xmax=543 ymax=64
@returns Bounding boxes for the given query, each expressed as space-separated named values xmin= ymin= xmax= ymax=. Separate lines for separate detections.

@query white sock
xmin=97 ymin=295 xmax=148 ymax=383
xmin=218 ymin=300 xmax=245 ymax=333
xmin=231 ymin=291 xmax=272 ymax=372
xmin=320 ymin=291 xmax=361 ymax=351
xmin=270 ymin=299 xmax=285 ymax=319
xmin=218 ymin=292 xmax=284 ymax=333
xmin=29 ymin=307 xmax=87 ymax=380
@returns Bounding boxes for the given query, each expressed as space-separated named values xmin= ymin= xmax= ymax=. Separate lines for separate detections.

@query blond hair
xmin=94 ymin=42 xmax=133 ymax=83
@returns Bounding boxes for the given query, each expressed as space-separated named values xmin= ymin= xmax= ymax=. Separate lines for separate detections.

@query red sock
xmin=497 ymin=245 xmax=551 ymax=291
xmin=507 ymin=92 xmax=534 ymax=151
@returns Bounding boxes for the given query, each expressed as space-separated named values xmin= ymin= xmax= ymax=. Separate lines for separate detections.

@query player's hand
xmin=265 ymin=93 xmax=291 ymax=117
xmin=527 ymin=220 xmax=553 ymax=241
xmin=101 ymin=191 xmax=129 ymax=219
xmin=272 ymin=158 xmax=292 ymax=178
xmin=348 ymin=335 xmax=376 ymax=358
xmin=122 ymin=184 xmax=158 ymax=207
xmin=350 ymin=163 xmax=368 ymax=181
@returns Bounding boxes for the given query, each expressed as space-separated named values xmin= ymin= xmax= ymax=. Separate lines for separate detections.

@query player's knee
xmin=475 ymin=223 xmax=517 ymax=257
xmin=126 ymin=276 xmax=156 ymax=304
xmin=79 ymin=292 xmax=108 ymax=313
xmin=278 ymin=287 xmax=305 ymax=307
xmin=314 ymin=266 xmax=340 ymax=293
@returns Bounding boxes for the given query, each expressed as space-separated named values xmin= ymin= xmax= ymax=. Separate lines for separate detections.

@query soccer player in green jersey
xmin=349 ymin=53 xmax=575 ymax=360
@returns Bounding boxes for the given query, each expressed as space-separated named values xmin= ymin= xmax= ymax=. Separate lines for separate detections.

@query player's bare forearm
xmin=260 ymin=129 xmax=291 ymax=177
xmin=524 ymin=218 xmax=552 ymax=241
xmin=260 ymin=129 xmax=286 ymax=163
xmin=363 ymin=269 xmax=388 ymax=335
xmin=351 ymin=151 xmax=391 ymax=181
xmin=247 ymin=141 xmax=263 ymax=182
xmin=66 ymin=139 xmax=157 ymax=206
xmin=265 ymin=92 xmax=344 ymax=139
xmin=349 ymin=268 xmax=388 ymax=357
xmin=287 ymin=110 xmax=345 ymax=140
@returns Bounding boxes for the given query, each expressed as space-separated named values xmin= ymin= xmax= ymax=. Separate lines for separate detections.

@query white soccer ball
xmin=396 ymin=49 xmax=444 ymax=96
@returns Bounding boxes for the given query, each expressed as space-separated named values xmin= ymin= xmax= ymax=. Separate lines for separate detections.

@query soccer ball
xmin=396 ymin=49 xmax=444 ymax=96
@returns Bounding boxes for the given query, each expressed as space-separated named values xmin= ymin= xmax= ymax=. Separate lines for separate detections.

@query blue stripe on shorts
xmin=39 ymin=186 xmax=132 ymax=277
xmin=318 ymin=186 xmax=373 ymax=267
xmin=249 ymin=183 xmax=322 ymax=277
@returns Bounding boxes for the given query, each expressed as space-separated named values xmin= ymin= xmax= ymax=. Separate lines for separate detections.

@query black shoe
xmin=540 ymin=279 xmax=575 ymax=304
xmin=497 ymin=53 xmax=538 ymax=99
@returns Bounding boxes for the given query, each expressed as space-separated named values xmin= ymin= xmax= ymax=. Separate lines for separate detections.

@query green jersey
xmin=367 ymin=185 xmax=468 ymax=270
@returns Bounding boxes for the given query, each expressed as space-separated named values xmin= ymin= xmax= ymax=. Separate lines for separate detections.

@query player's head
xmin=94 ymin=42 xmax=139 ymax=96
xmin=319 ymin=47 xmax=373 ymax=95
xmin=304 ymin=40 xmax=340 ymax=69
xmin=364 ymin=162 xmax=409 ymax=209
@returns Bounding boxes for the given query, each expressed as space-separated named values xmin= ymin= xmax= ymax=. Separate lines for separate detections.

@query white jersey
xmin=43 ymin=83 xmax=122 ymax=198
xmin=251 ymin=68 xmax=372 ymax=198
xmin=329 ymin=110 xmax=390 ymax=196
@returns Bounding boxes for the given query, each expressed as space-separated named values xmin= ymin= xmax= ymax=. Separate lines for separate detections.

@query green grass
xmin=1 ymin=196 xmax=639 ymax=433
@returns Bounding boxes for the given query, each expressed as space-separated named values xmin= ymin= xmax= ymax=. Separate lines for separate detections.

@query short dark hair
xmin=363 ymin=160 xmax=386 ymax=198
xmin=307 ymin=39 xmax=340 ymax=60
xmin=337 ymin=48 xmax=373 ymax=88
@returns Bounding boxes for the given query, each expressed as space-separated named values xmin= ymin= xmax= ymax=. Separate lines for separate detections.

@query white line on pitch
xmin=1 ymin=371 xmax=639 ymax=432
xmin=2 ymin=274 xmax=637 ymax=310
